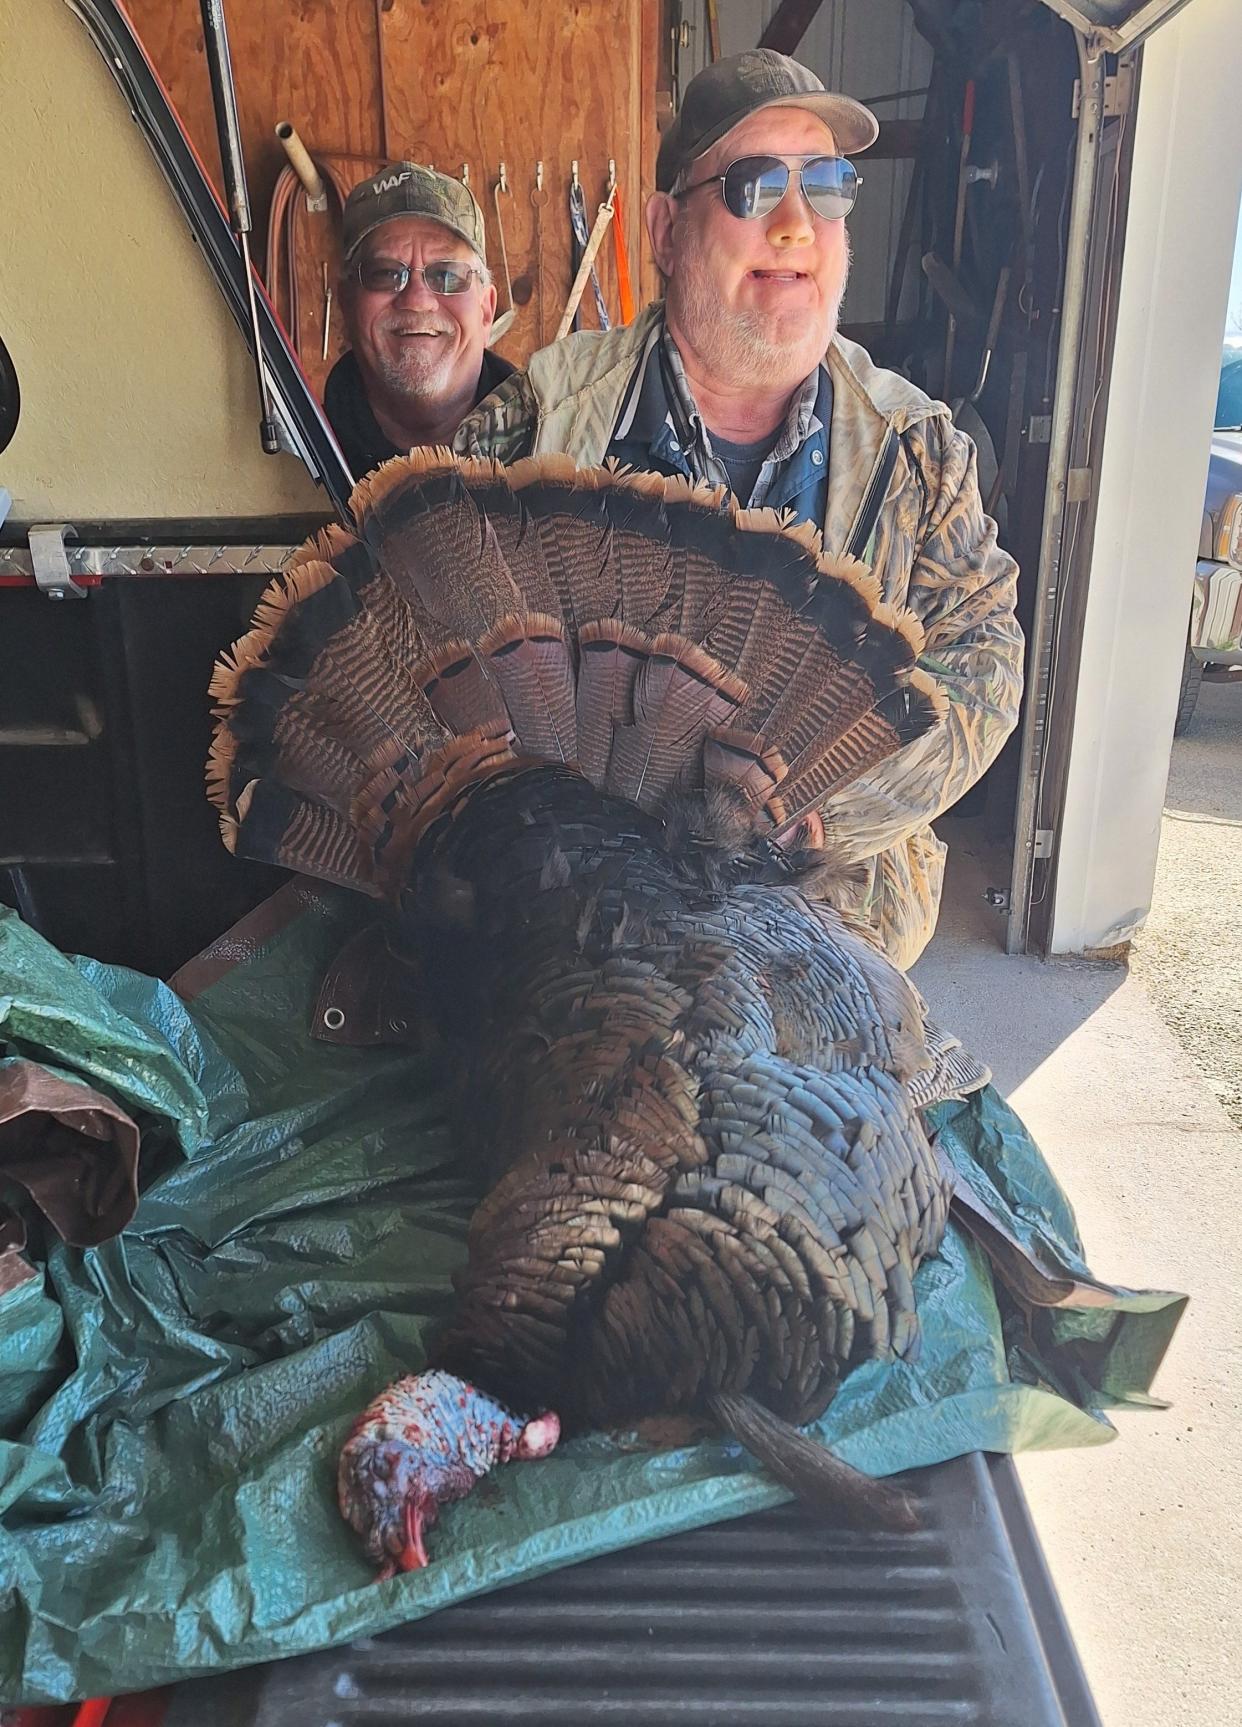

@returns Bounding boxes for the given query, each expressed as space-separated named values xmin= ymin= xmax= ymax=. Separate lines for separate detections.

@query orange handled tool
xmin=611 ymin=185 xmax=635 ymax=326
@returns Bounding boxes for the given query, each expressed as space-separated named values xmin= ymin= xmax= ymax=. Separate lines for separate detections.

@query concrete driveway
xmin=915 ymin=760 xmax=1242 ymax=1725
xmin=1130 ymin=673 xmax=1242 ymax=1128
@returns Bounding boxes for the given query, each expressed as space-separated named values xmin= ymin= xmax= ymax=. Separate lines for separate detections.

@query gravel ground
xmin=1128 ymin=672 xmax=1242 ymax=1127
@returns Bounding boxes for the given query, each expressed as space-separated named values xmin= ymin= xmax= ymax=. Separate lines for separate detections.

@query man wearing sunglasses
xmin=324 ymin=164 xmax=515 ymax=479
xmin=455 ymin=50 xmax=1022 ymax=973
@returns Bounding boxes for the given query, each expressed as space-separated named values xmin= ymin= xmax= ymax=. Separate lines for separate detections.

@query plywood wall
xmin=125 ymin=0 xmax=666 ymax=392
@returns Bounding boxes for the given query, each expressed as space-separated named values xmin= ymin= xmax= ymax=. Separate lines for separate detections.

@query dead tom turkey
xmin=207 ymin=451 xmax=988 ymax=1571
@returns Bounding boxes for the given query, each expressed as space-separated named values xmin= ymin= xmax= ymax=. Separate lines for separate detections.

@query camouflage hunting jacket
xmin=454 ymin=303 xmax=1023 ymax=969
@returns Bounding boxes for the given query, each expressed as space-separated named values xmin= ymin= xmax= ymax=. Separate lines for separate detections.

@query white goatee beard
xmin=670 ymin=224 xmax=850 ymax=384
xmin=374 ymin=343 xmax=456 ymax=398
xmin=371 ymin=315 xmax=462 ymax=398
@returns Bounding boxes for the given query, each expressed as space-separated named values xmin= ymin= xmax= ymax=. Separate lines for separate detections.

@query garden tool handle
xmin=556 ymin=200 xmax=614 ymax=341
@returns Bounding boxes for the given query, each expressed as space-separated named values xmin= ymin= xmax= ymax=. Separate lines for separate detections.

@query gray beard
xmin=371 ymin=341 xmax=457 ymax=400
xmin=670 ymin=228 xmax=850 ymax=383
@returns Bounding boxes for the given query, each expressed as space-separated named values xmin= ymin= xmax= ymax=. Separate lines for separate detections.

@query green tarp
xmin=0 ymin=897 xmax=1185 ymax=1704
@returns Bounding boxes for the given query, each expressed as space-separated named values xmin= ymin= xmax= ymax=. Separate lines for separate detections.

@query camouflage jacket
xmin=454 ymin=303 xmax=1023 ymax=968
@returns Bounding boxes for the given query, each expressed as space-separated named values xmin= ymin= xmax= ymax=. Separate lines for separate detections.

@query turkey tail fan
xmin=505 ymin=455 xmax=625 ymax=643
xmin=228 ymin=777 xmax=379 ymax=891
xmin=707 ymin=1389 xmax=921 ymax=1532
xmin=701 ymin=728 xmax=789 ymax=817
xmin=209 ymin=449 xmax=947 ymax=897
xmin=575 ymin=619 xmax=649 ymax=788
xmin=482 ymin=462 xmax=940 ymax=826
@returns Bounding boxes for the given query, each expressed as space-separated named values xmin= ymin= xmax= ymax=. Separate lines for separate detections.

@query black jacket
xmin=323 ymin=347 xmax=516 ymax=479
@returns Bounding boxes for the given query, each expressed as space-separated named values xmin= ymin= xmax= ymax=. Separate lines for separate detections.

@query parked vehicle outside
xmin=1179 ymin=341 xmax=1242 ymax=733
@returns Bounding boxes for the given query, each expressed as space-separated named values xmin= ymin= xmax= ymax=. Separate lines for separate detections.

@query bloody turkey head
xmin=337 ymin=1369 xmax=560 ymax=1578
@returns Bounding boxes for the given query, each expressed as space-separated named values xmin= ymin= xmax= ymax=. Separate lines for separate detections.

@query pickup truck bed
xmin=164 ymin=1454 xmax=1099 ymax=1727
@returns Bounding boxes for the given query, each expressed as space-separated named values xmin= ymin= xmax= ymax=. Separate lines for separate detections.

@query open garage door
xmin=1005 ymin=0 xmax=1213 ymax=952
xmin=1036 ymin=0 xmax=1196 ymax=51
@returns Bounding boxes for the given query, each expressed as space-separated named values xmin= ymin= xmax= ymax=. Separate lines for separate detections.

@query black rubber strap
xmin=846 ymin=427 xmax=900 ymax=561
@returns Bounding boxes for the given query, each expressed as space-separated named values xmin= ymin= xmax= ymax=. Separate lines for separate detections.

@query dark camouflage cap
xmin=657 ymin=49 xmax=879 ymax=191
xmin=342 ymin=163 xmax=487 ymax=263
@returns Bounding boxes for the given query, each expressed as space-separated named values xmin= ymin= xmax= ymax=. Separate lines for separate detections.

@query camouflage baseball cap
xmin=342 ymin=163 xmax=487 ymax=263
xmin=657 ymin=50 xmax=879 ymax=192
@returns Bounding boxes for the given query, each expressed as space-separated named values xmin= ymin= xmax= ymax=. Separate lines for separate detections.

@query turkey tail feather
xmin=707 ymin=1390 xmax=921 ymax=1532
xmin=606 ymin=635 xmax=748 ymax=807
xmin=479 ymin=613 xmax=577 ymax=763
xmin=576 ymin=619 xmax=646 ymax=788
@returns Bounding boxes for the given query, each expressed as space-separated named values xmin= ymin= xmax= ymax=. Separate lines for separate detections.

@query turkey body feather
xmin=208 ymin=450 xmax=987 ymax=1571
xmin=417 ymin=766 xmax=948 ymax=1430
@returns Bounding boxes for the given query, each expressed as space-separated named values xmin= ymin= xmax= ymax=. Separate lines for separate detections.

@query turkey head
xmin=338 ymin=1369 xmax=559 ymax=1578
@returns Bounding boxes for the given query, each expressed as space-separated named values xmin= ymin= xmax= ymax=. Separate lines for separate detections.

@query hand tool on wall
xmin=608 ymin=160 xmax=636 ymax=326
xmin=705 ymin=0 xmax=721 ymax=63
xmin=557 ymin=185 xmax=615 ymax=341
xmin=954 ymin=263 xmax=1010 ymax=415
xmin=373 ymin=0 xmax=393 ymax=161
xmin=265 ymin=121 xmax=347 ymax=370
xmin=1007 ymin=52 xmax=1036 ymax=322
xmin=670 ymin=4 xmax=692 ymax=112
xmin=197 ymin=0 xmax=280 ymax=454
xmin=321 ymin=262 xmax=333 ymax=362
xmin=568 ymin=162 xmax=611 ymax=334
xmin=491 ymin=162 xmax=518 ymax=340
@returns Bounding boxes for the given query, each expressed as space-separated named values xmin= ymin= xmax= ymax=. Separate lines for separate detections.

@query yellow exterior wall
xmin=0 ymin=0 xmax=324 ymax=522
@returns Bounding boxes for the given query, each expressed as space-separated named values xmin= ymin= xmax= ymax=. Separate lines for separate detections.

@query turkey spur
xmin=208 ymin=449 xmax=988 ymax=1573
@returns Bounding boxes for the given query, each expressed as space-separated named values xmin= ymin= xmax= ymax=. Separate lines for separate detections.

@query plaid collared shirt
xmin=660 ymin=331 xmax=823 ymax=507
xmin=608 ymin=316 xmax=832 ymax=523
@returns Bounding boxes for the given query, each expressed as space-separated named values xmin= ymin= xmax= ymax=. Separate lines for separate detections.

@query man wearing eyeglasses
xmin=454 ymin=50 xmax=1023 ymax=973
xmin=324 ymin=164 xmax=515 ymax=479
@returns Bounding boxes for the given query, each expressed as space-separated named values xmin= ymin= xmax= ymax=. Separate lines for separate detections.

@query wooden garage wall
xmin=125 ymin=0 xmax=667 ymax=393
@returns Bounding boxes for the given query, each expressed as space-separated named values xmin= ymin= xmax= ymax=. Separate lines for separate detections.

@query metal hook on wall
xmin=607 ymin=157 xmax=616 ymax=196
xmin=571 ymin=159 xmax=579 ymax=192
xmin=498 ymin=159 xmax=509 ymax=196
xmin=460 ymin=162 xmax=470 ymax=186
xmin=535 ymin=160 xmax=544 ymax=194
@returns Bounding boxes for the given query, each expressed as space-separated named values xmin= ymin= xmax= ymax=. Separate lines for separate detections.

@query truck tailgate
xmin=163 ymin=1453 xmax=1098 ymax=1726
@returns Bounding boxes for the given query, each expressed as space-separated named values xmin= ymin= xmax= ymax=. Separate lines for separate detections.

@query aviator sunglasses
xmin=355 ymin=258 xmax=484 ymax=296
xmin=674 ymin=153 xmax=861 ymax=222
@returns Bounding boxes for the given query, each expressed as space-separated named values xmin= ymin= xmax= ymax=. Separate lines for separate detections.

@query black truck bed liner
xmin=164 ymin=1453 xmax=1099 ymax=1727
